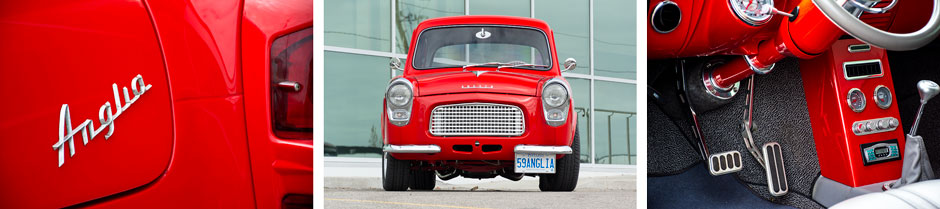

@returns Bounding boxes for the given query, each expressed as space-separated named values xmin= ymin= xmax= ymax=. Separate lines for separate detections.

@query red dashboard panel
xmin=648 ymin=0 xmax=931 ymax=60
xmin=0 ymin=1 xmax=173 ymax=207
xmin=800 ymin=39 xmax=905 ymax=187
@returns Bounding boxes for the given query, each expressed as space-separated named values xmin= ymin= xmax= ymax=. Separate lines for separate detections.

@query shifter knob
xmin=918 ymin=80 xmax=939 ymax=103
xmin=911 ymin=80 xmax=938 ymax=135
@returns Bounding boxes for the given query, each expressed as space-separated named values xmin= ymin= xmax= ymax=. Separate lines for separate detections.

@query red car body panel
xmin=0 ymin=1 xmax=174 ymax=207
xmin=0 ymin=0 xmax=311 ymax=208
xmin=801 ymin=39 xmax=905 ymax=187
xmin=385 ymin=16 xmax=577 ymax=162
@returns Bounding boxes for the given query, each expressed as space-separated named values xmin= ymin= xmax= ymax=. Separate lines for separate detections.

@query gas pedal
xmin=762 ymin=142 xmax=788 ymax=196
xmin=708 ymin=151 xmax=743 ymax=176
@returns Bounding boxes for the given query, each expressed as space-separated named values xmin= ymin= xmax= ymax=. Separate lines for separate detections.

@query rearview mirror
xmin=563 ymin=58 xmax=577 ymax=72
xmin=389 ymin=57 xmax=403 ymax=72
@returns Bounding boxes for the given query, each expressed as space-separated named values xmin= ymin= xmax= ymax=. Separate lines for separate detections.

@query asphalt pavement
xmin=324 ymin=157 xmax=636 ymax=209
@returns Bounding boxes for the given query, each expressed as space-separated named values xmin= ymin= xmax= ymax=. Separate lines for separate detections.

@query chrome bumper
xmin=383 ymin=144 xmax=441 ymax=153
xmin=514 ymin=145 xmax=573 ymax=154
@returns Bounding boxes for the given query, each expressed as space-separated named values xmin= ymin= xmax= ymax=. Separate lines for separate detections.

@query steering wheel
xmin=814 ymin=0 xmax=940 ymax=50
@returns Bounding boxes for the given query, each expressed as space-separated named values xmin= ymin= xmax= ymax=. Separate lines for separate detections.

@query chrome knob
xmin=889 ymin=118 xmax=899 ymax=128
xmin=911 ymin=80 xmax=938 ymax=135
xmin=878 ymin=119 xmax=889 ymax=129
xmin=917 ymin=80 xmax=939 ymax=103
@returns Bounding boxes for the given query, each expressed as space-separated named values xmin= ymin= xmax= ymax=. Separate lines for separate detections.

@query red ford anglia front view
xmin=381 ymin=16 xmax=581 ymax=191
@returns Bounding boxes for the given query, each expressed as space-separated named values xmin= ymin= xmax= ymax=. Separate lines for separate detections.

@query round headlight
xmin=542 ymin=83 xmax=568 ymax=107
xmin=387 ymin=84 xmax=412 ymax=106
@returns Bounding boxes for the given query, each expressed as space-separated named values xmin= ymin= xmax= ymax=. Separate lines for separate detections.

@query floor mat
xmin=649 ymin=162 xmax=796 ymax=209
xmin=648 ymin=58 xmax=824 ymax=209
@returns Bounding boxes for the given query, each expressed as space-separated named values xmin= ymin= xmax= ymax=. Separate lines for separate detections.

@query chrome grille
xmin=430 ymin=103 xmax=524 ymax=136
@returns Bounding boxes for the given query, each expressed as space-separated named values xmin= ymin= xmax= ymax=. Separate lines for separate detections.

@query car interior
xmin=646 ymin=0 xmax=940 ymax=208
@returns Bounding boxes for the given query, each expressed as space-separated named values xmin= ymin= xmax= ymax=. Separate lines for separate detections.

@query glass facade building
xmin=325 ymin=0 xmax=636 ymax=165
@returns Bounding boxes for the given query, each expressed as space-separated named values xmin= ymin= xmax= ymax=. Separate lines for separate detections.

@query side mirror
xmin=563 ymin=58 xmax=577 ymax=72
xmin=389 ymin=57 xmax=403 ymax=72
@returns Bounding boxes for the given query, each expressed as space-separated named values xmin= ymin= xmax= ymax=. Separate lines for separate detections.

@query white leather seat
xmin=831 ymin=179 xmax=940 ymax=209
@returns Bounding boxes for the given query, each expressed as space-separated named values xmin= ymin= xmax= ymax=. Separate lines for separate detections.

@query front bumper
xmin=383 ymin=93 xmax=576 ymax=161
xmin=513 ymin=145 xmax=573 ymax=154
xmin=383 ymin=144 xmax=441 ymax=153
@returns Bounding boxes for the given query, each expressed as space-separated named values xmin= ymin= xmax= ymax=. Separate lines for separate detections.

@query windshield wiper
xmin=462 ymin=62 xmax=505 ymax=71
xmin=497 ymin=63 xmax=549 ymax=70
xmin=462 ymin=62 xmax=549 ymax=72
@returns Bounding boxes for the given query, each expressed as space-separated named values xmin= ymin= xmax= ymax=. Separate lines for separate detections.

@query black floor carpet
xmin=887 ymin=43 xmax=940 ymax=176
xmin=648 ymin=58 xmax=824 ymax=209
xmin=649 ymin=163 xmax=797 ymax=209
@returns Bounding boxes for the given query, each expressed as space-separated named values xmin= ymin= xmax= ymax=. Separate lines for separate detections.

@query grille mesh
xmin=430 ymin=103 xmax=524 ymax=136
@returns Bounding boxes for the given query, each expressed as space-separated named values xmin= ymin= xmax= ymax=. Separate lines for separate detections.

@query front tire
xmin=410 ymin=168 xmax=436 ymax=190
xmin=382 ymin=152 xmax=410 ymax=191
xmin=539 ymin=129 xmax=580 ymax=191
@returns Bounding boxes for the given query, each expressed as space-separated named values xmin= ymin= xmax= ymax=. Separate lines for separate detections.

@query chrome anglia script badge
xmin=52 ymin=74 xmax=153 ymax=167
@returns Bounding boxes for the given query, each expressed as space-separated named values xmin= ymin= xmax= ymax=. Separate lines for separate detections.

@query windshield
xmin=412 ymin=25 xmax=552 ymax=70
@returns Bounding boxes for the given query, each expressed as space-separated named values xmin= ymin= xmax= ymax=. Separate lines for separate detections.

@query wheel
xmin=410 ymin=168 xmax=436 ymax=190
xmin=539 ymin=129 xmax=580 ymax=191
xmin=382 ymin=152 xmax=410 ymax=191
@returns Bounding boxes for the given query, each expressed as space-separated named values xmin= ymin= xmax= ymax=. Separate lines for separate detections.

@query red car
xmin=0 ymin=0 xmax=311 ymax=208
xmin=381 ymin=16 xmax=580 ymax=192
xmin=648 ymin=0 xmax=939 ymax=208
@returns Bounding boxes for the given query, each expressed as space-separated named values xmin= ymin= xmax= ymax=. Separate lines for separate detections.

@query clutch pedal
xmin=762 ymin=142 xmax=788 ymax=196
xmin=708 ymin=151 xmax=743 ymax=175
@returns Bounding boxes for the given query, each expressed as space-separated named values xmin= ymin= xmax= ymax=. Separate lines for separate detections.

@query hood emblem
xmin=462 ymin=84 xmax=493 ymax=89
xmin=52 ymin=74 xmax=152 ymax=167
xmin=470 ymin=70 xmax=488 ymax=77
xmin=475 ymin=28 xmax=491 ymax=39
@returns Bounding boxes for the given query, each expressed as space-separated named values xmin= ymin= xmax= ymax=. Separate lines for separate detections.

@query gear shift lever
xmin=911 ymin=80 xmax=939 ymax=135
xmin=890 ymin=80 xmax=937 ymax=189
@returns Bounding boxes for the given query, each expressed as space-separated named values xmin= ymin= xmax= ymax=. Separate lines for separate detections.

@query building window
xmin=325 ymin=0 xmax=392 ymax=52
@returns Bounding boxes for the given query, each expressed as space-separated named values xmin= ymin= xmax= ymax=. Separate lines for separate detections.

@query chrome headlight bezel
xmin=542 ymin=77 xmax=571 ymax=127
xmin=386 ymin=78 xmax=414 ymax=126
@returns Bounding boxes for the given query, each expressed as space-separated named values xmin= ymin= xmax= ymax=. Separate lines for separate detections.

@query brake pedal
xmin=708 ymin=151 xmax=743 ymax=176
xmin=762 ymin=142 xmax=788 ymax=196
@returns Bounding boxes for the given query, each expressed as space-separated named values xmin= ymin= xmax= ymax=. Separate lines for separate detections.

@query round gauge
xmin=847 ymin=88 xmax=866 ymax=113
xmin=730 ymin=0 xmax=774 ymax=26
xmin=874 ymin=85 xmax=892 ymax=109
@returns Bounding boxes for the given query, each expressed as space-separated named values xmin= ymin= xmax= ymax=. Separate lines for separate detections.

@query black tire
xmin=410 ymin=168 xmax=436 ymax=190
xmin=382 ymin=153 xmax=410 ymax=191
xmin=539 ymin=129 xmax=581 ymax=191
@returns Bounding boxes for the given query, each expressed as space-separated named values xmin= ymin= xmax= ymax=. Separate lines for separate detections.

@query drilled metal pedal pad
xmin=762 ymin=142 xmax=788 ymax=196
xmin=708 ymin=151 xmax=743 ymax=176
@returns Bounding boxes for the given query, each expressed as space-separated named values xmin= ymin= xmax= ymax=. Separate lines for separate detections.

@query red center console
xmin=801 ymin=38 xmax=905 ymax=187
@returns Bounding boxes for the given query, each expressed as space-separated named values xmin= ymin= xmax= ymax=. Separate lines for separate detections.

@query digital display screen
xmin=875 ymin=147 xmax=889 ymax=155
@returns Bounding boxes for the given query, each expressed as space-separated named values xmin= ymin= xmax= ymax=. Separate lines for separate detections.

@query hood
xmin=413 ymin=70 xmax=547 ymax=96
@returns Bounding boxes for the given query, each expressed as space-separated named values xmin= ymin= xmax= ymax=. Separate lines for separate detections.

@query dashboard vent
xmin=844 ymin=60 xmax=883 ymax=80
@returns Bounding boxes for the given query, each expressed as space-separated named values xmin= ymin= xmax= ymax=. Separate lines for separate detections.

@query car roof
xmin=414 ymin=15 xmax=552 ymax=32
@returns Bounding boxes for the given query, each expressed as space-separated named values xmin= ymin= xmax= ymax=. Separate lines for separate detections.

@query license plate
xmin=514 ymin=153 xmax=555 ymax=174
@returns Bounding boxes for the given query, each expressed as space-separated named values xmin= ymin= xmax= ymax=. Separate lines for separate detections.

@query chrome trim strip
xmin=514 ymin=145 xmax=573 ymax=154
xmin=847 ymin=44 xmax=871 ymax=53
xmin=383 ymin=144 xmax=441 ymax=153
xmin=843 ymin=59 xmax=883 ymax=80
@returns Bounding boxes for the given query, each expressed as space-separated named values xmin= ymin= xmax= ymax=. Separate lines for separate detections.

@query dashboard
xmin=648 ymin=0 xmax=931 ymax=60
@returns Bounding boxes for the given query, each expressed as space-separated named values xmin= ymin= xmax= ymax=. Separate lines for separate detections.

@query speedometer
xmin=730 ymin=0 xmax=774 ymax=26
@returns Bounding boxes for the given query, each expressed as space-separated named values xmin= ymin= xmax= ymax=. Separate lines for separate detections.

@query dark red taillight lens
xmin=271 ymin=27 xmax=312 ymax=139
